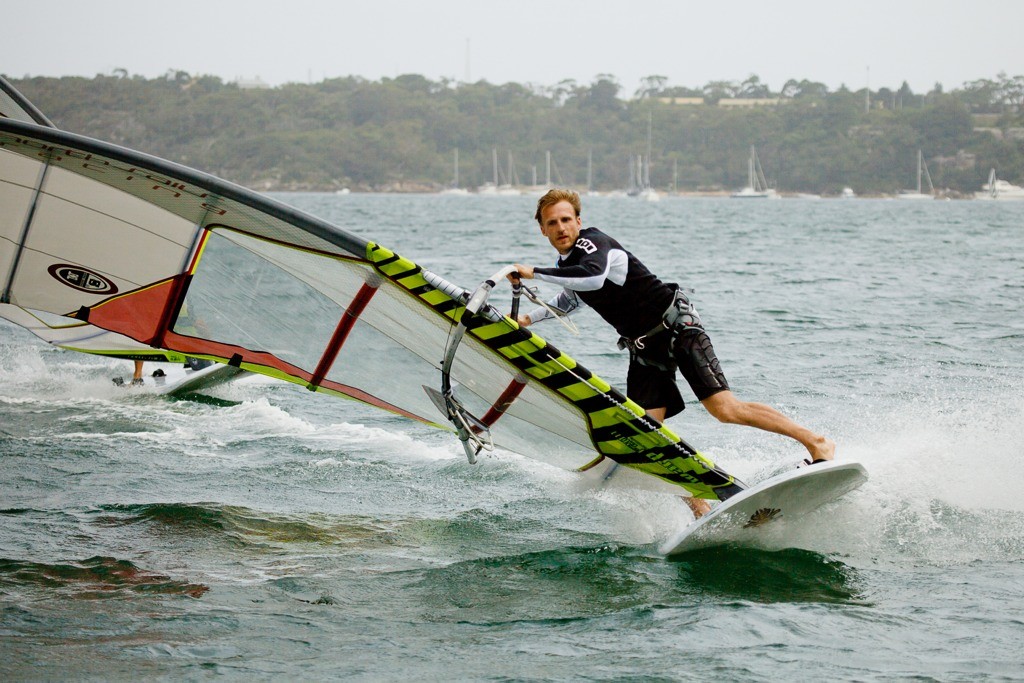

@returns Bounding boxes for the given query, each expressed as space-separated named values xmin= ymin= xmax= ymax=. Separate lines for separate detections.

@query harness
xmin=616 ymin=288 xmax=703 ymax=370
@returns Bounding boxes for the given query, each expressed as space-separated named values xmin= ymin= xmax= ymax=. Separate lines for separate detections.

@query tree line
xmin=8 ymin=71 xmax=1024 ymax=195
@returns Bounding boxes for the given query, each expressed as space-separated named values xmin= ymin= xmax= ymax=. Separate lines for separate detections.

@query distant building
xmin=654 ymin=97 xmax=782 ymax=108
xmin=655 ymin=97 xmax=704 ymax=106
xmin=717 ymin=98 xmax=781 ymax=108
xmin=975 ymin=127 xmax=1024 ymax=140
xmin=234 ymin=76 xmax=271 ymax=90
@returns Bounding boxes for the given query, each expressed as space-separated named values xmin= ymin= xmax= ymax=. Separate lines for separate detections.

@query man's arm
xmin=508 ymin=266 xmax=584 ymax=327
xmin=529 ymin=232 xmax=628 ymax=292
xmin=533 ymin=249 xmax=627 ymax=291
xmin=520 ymin=288 xmax=584 ymax=327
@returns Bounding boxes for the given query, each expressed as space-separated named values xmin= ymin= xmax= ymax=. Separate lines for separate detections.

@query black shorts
xmin=626 ymin=329 xmax=729 ymax=419
xmin=674 ymin=329 xmax=729 ymax=401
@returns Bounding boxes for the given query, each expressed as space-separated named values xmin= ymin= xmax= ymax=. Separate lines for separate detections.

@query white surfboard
xmin=114 ymin=362 xmax=245 ymax=397
xmin=660 ymin=460 xmax=868 ymax=555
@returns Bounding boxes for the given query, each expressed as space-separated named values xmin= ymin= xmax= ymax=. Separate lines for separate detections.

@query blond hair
xmin=534 ymin=188 xmax=581 ymax=224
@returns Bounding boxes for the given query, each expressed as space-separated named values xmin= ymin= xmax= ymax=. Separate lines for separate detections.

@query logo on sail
xmin=47 ymin=264 xmax=118 ymax=294
xmin=743 ymin=507 xmax=782 ymax=528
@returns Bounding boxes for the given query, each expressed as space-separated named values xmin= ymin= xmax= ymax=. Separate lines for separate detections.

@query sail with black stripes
xmin=0 ymin=80 xmax=742 ymax=501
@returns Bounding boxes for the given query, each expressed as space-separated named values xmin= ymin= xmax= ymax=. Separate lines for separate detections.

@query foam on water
xmin=296 ymin=420 xmax=461 ymax=461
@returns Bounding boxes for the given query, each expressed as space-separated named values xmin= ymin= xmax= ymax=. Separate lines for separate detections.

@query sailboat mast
xmin=645 ymin=110 xmax=653 ymax=189
xmin=749 ymin=146 xmax=755 ymax=191
xmin=917 ymin=149 xmax=922 ymax=194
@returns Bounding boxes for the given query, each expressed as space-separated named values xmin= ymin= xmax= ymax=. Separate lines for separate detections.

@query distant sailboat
xmin=496 ymin=150 xmax=521 ymax=196
xmin=975 ymin=168 xmax=1024 ymax=200
xmin=526 ymin=150 xmax=563 ymax=196
xmin=636 ymin=112 xmax=660 ymax=201
xmin=477 ymin=148 xmax=499 ymax=194
xmin=586 ymin=149 xmax=600 ymax=196
xmin=628 ymin=155 xmax=660 ymax=201
xmin=896 ymin=150 xmax=935 ymax=200
xmin=440 ymin=148 xmax=469 ymax=195
xmin=731 ymin=146 xmax=779 ymax=199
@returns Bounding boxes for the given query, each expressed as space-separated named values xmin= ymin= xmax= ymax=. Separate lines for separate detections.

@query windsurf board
xmin=660 ymin=460 xmax=868 ymax=555
xmin=113 ymin=362 xmax=244 ymax=397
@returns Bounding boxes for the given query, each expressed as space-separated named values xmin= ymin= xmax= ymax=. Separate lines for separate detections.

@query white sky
xmin=4 ymin=0 xmax=1021 ymax=96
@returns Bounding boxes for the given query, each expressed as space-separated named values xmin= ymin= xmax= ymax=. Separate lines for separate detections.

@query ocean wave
xmin=0 ymin=555 xmax=207 ymax=598
xmin=92 ymin=502 xmax=401 ymax=548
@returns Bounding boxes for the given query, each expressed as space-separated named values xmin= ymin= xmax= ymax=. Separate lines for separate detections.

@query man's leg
xmin=645 ymin=406 xmax=667 ymax=423
xmin=700 ymin=390 xmax=835 ymax=461
xmin=643 ymin=406 xmax=711 ymax=519
xmin=131 ymin=360 xmax=145 ymax=386
xmin=682 ymin=495 xmax=711 ymax=518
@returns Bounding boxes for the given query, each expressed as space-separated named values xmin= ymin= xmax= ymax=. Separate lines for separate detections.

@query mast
xmin=917 ymin=149 xmax=922 ymax=194
xmin=645 ymin=110 xmax=653 ymax=189
xmin=925 ymin=149 xmax=933 ymax=192
xmin=506 ymin=150 xmax=518 ymax=186
xmin=749 ymin=146 xmax=756 ymax=191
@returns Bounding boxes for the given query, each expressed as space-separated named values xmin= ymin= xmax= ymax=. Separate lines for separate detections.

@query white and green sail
xmin=0 ymin=81 xmax=743 ymax=501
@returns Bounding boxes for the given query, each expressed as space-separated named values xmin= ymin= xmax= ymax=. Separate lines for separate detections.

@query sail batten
xmin=309 ymin=282 xmax=379 ymax=390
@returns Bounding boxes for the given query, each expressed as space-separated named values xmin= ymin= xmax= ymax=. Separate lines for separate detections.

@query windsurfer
xmin=510 ymin=189 xmax=835 ymax=515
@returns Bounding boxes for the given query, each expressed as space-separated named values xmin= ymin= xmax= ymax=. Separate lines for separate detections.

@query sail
xmin=0 ymin=111 xmax=742 ymax=501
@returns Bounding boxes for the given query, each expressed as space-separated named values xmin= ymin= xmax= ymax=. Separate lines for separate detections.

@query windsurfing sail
xmin=0 ymin=84 xmax=743 ymax=501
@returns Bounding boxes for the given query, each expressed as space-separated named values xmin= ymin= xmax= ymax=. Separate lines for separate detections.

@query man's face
xmin=539 ymin=200 xmax=581 ymax=255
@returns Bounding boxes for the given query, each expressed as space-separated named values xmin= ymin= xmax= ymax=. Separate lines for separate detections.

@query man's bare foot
xmin=684 ymin=496 xmax=711 ymax=519
xmin=807 ymin=436 xmax=836 ymax=462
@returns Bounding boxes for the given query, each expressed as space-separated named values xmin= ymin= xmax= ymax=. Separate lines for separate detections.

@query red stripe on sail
xmin=308 ymin=282 xmax=378 ymax=389
xmin=478 ymin=375 xmax=528 ymax=428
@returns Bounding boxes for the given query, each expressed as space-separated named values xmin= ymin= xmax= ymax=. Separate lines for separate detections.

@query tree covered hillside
xmin=8 ymin=71 xmax=1024 ymax=196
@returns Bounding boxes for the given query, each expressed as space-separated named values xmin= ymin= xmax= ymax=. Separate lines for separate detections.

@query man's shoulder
xmin=575 ymin=226 xmax=619 ymax=251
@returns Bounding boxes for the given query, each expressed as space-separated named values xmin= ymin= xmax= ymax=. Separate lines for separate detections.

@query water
xmin=2 ymin=195 xmax=1023 ymax=680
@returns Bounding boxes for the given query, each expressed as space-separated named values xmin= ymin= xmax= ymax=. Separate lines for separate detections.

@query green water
xmin=2 ymin=195 xmax=1023 ymax=680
